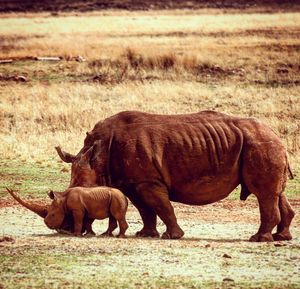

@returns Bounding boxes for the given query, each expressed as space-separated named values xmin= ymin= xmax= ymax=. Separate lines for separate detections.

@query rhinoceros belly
xmin=169 ymin=170 xmax=240 ymax=205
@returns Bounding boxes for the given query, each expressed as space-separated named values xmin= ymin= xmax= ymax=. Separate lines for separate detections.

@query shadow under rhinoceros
xmin=32 ymin=233 xmax=246 ymax=243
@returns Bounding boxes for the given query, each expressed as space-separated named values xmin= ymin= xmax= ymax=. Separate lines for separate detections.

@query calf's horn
xmin=6 ymin=188 xmax=48 ymax=218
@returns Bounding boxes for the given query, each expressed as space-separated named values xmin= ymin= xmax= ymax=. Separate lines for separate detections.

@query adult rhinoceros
xmin=55 ymin=110 xmax=295 ymax=241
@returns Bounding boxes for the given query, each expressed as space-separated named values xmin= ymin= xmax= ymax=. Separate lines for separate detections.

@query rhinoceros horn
xmin=55 ymin=146 xmax=76 ymax=163
xmin=6 ymin=188 xmax=48 ymax=218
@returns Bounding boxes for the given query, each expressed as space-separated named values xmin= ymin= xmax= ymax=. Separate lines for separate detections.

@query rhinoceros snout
xmin=44 ymin=218 xmax=57 ymax=230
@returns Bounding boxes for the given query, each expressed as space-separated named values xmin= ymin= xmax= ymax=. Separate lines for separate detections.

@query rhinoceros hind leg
xmin=101 ymin=216 xmax=118 ymax=237
xmin=273 ymin=232 xmax=292 ymax=241
xmin=273 ymin=194 xmax=295 ymax=241
xmin=249 ymin=195 xmax=280 ymax=242
xmin=249 ymin=232 xmax=274 ymax=242
xmin=117 ymin=218 xmax=128 ymax=238
xmin=242 ymin=142 xmax=289 ymax=242
xmin=136 ymin=182 xmax=184 ymax=240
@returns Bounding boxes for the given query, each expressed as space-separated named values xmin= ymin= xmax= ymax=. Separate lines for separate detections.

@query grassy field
xmin=0 ymin=8 xmax=300 ymax=289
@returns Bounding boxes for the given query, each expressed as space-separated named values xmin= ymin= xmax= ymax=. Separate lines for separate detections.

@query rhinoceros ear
xmin=79 ymin=145 xmax=95 ymax=167
xmin=48 ymin=190 xmax=62 ymax=200
xmin=89 ymin=140 xmax=103 ymax=163
xmin=79 ymin=140 xmax=101 ymax=167
xmin=55 ymin=146 xmax=76 ymax=163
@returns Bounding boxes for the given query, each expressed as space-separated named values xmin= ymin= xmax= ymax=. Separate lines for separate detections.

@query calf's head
xmin=44 ymin=191 xmax=66 ymax=229
xmin=6 ymin=188 xmax=75 ymax=234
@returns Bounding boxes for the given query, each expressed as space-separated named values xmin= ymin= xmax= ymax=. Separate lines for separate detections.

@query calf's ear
xmin=48 ymin=190 xmax=55 ymax=199
xmin=55 ymin=146 xmax=76 ymax=163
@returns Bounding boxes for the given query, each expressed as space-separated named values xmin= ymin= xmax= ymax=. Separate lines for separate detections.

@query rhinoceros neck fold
xmin=106 ymin=132 xmax=114 ymax=187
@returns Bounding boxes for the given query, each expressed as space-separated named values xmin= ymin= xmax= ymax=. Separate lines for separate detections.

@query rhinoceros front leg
xmin=73 ymin=209 xmax=85 ymax=236
xmin=84 ymin=217 xmax=96 ymax=236
xmin=136 ymin=182 xmax=184 ymax=239
xmin=127 ymin=193 xmax=160 ymax=238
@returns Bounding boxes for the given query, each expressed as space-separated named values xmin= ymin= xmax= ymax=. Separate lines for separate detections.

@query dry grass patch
xmin=1 ymin=81 xmax=299 ymax=166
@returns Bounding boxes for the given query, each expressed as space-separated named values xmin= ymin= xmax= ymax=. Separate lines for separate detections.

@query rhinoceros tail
xmin=288 ymin=162 xmax=294 ymax=180
xmin=239 ymin=144 xmax=252 ymax=201
xmin=240 ymin=182 xmax=251 ymax=201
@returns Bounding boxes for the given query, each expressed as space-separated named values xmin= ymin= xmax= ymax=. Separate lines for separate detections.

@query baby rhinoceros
xmin=45 ymin=186 xmax=128 ymax=237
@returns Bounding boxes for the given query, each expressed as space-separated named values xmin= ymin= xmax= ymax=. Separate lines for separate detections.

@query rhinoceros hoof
xmin=85 ymin=230 xmax=96 ymax=236
xmin=273 ymin=232 xmax=292 ymax=241
xmin=249 ymin=233 xmax=274 ymax=242
xmin=161 ymin=232 xmax=171 ymax=239
xmin=101 ymin=231 xmax=114 ymax=237
xmin=135 ymin=229 xmax=160 ymax=238
xmin=117 ymin=233 xmax=126 ymax=238
xmin=56 ymin=229 xmax=73 ymax=235
xmin=162 ymin=229 xmax=184 ymax=240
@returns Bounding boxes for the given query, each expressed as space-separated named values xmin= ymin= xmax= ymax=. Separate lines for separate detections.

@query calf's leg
xmin=116 ymin=217 xmax=129 ymax=238
xmin=101 ymin=216 xmax=118 ymax=236
xmin=84 ymin=217 xmax=95 ymax=236
xmin=110 ymin=196 xmax=128 ymax=238
xmin=73 ymin=209 xmax=85 ymax=236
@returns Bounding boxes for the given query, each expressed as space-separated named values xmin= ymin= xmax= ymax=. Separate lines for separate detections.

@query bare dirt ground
xmin=1 ymin=197 xmax=300 ymax=288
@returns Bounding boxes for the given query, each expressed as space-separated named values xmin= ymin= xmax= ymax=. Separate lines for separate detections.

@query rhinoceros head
xmin=44 ymin=190 xmax=66 ymax=229
xmin=55 ymin=143 xmax=99 ymax=188
xmin=6 ymin=188 xmax=72 ymax=233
